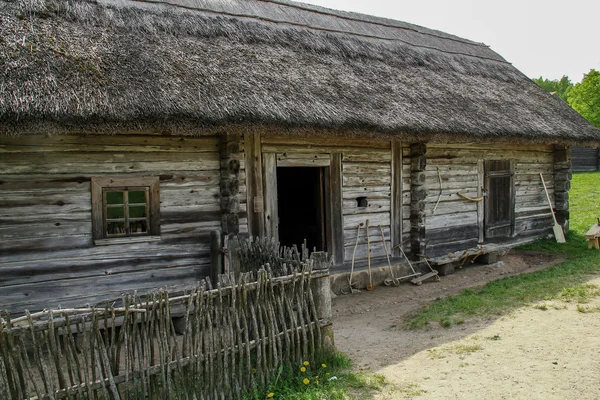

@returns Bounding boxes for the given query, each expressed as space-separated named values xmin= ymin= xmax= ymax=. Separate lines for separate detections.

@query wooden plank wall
xmin=426 ymin=143 xmax=554 ymax=257
xmin=0 ymin=133 xmax=248 ymax=314
xmin=572 ymin=146 xmax=600 ymax=172
xmin=259 ymin=137 xmax=407 ymax=264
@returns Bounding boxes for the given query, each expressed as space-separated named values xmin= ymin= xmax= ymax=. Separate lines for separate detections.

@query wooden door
xmin=484 ymin=160 xmax=515 ymax=240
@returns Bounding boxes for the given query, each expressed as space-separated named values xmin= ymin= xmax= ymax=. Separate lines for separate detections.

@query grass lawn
xmin=407 ymin=171 xmax=600 ymax=329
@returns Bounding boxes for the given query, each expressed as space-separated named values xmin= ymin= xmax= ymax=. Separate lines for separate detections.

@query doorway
xmin=276 ymin=167 xmax=327 ymax=252
xmin=484 ymin=160 xmax=515 ymax=241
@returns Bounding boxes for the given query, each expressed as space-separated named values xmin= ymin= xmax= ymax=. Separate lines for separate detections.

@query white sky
xmin=301 ymin=0 xmax=600 ymax=83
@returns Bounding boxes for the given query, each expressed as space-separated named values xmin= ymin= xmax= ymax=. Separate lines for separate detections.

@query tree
xmin=568 ymin=69 xmax=600 ymax=128
xmin=532 ymin=75 xmax=573 ymax=103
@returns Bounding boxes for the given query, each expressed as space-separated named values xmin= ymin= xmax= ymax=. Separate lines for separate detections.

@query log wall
xmin=0 ymin=133 xmax=248 ymax=315
xmin=426 ymin=143 xmax=555 ymax=256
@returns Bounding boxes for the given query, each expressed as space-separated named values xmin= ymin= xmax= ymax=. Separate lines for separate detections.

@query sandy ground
xmin=332 ymin=250 xmax=600 ymax=399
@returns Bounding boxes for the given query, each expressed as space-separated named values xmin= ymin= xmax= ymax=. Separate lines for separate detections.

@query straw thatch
xmin=1 ymin=0 xmax=598 ymax=142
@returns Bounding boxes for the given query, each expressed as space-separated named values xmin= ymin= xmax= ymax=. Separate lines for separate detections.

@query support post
xmin=220 ymin=132 xmax=241 ymax=238
xmin=329 ymin=153 xmax=344 ymax=266
xmin=410 ymin=143 xmax=427 ymax=258
xmin=310 ymin=252 xmax=334 ymax=351
xmin=391 ymin=140 xmax=403 ymax=257
xmin=210 ymin=230 xmax=223 ymax=284
xmin=244 ymin=133 xmax=265 ymax=237
xmin=553 ymin=145 xmax=572 ymax=234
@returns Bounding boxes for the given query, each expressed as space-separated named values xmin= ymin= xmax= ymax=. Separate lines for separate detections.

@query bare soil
xmin=333 ymin=250 xmax=600 ymax=399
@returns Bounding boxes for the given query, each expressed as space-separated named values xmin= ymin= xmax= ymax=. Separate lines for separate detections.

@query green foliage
xmin=568 ymin=69 xmax=600 ymax=128
xmin=407 ymin=172 xmax=600 ymax=329
xmin=533 ymin=75 xmax=573 ymax=102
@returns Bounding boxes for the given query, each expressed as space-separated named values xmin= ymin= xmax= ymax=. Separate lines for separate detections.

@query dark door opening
xmin=484 ymin=160 xmax=514 ymax=241
xmin=276 ymin=167 xmax=327 ymax=252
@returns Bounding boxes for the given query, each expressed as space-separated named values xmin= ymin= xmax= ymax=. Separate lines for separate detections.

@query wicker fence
xmin=0 ymin=253 xmax=333 ymax=399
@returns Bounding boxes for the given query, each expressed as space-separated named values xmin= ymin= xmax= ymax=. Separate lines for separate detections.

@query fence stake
xmin=210 ymin=230 xmax=223 ymax=285
xmin=309 ymin=252 xmax=334 ymax=350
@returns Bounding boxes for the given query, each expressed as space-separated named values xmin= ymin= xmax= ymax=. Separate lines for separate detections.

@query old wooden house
xmin=1 ymin=0 xmax=599 ymax=315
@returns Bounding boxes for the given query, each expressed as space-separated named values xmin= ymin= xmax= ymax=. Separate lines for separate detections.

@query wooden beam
xmin=391 ymin=140 xmax=403 ymax=257
xmin=477 ymin=159 xmax=484 ymax=244
xmin=244 ymin=133 xmax=264 ymax=237
xmin=553 ymin=145 xmax=572 ymax=233
xmin=262 ymin=153 xmax=278 ymax=241
xmin=329 ymin=153 xmax=344 ymax=266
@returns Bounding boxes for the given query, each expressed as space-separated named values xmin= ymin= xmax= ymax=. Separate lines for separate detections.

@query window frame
xmin=91 ymin=177 xmax=161 ymax=245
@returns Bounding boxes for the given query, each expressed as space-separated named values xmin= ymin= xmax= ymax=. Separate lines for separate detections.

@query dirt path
xmin=332 ymin=250 xmax=600 ymax=399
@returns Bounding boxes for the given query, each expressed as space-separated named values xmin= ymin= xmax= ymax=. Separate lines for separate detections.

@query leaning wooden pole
xmin=540 ymin=173 xmax=566 ymax=243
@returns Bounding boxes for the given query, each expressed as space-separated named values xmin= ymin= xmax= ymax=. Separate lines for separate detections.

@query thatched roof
xmin=1 ymin=0 xmax=598 ymax=143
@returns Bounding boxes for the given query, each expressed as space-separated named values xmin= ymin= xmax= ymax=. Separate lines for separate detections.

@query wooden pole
xmin=309 ymin=252 xmax=333 ymax=350
xmin=210 ymin=230 xmax=223 ymax=285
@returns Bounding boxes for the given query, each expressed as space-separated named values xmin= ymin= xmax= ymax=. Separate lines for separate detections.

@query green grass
xmin=243 ymin=351 xmax=387 ymax=400
xmin=407 ymin=172 xmax=600 ymax=329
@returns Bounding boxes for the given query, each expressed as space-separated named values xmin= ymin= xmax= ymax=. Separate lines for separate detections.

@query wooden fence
xmin=0 ymin=253 xmax=333 ymax=399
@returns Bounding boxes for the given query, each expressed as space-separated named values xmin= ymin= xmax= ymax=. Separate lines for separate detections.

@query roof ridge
xmin=259 ymin=0 xmax=488 ymax=48
xmin=124 ymin=0 xmax=510 ymax=64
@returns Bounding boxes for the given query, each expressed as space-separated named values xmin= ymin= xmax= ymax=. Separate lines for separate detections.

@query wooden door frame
xmin=261 ymin=152 xmax=344 ymax=265
xmin=483 ymin=159 xmax=516 ymax=240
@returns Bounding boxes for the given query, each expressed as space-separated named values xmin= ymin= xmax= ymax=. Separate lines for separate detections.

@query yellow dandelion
xmin=321 ymin=363 xmax=327 ymax=368
xmin=303 ymin=361 xmax=309 ymax=366
xmin=300 ymin=367 xmax=306 ymax=373
xmin=303 ymin=378 xmax=310 ymax=385
xmin=266 ymin=393 xmax=274 ymax=398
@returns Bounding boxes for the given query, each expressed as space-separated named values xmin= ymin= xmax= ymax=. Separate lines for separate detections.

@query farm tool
xmin=343 ymin=222 xmax=364 ymax=294
xmin=540 ymin=173 xmax=566 ymax=243
xmin=365 ymin=219 xmax=375 ymax=290
xmin=392 ymin=244 xmax=440 ymax=285
xmin=410 ymin=254 xmax=440 ymax=285
xmin=390 ymin=243 xmax=423 ymax=284
xmin=380 ymin=225 xmax=401 ymax=287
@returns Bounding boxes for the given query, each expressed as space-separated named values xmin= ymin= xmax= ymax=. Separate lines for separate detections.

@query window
xmin=91 ymin=177 xmax=160 ymax=244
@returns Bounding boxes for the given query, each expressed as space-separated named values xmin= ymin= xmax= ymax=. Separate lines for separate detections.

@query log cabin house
xmin=1 ymin=0 xmax=599 ymax=315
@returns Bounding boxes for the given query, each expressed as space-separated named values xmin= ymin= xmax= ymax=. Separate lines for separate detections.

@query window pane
xmin=106 ymin=191 xmax=124 ymax=204
xmin=106 ymin=205 xmax=124 ymax=219
xmin=129 ymin=191 xmax=147 ymax=204
xmin=129 ymin=205 xmax=147 ymax=219
xmin=107 ymin=221 xmax=125 ymax=235
xmin=129 ymin=221 xmax=148 ymax=234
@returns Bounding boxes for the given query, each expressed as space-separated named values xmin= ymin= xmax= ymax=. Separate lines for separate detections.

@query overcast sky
xmin=301 ymin=0 xmax=600 ymax=83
